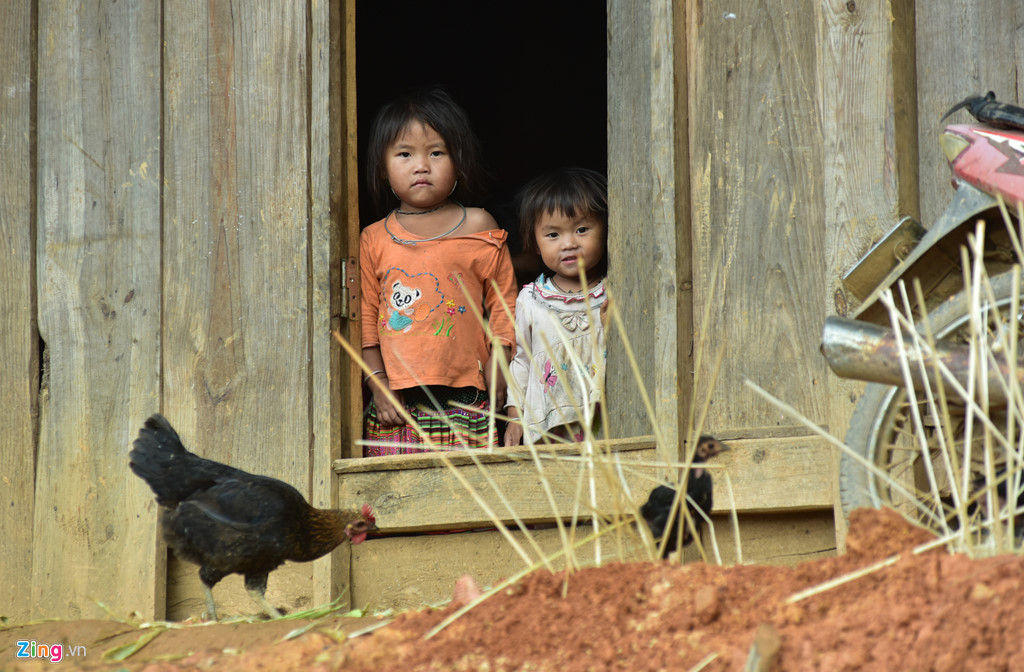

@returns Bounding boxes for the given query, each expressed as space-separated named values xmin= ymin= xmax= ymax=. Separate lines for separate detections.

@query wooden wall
xmin=3 ymin=0 xmax=1024 ymax=623
xmin=31 ymin=0 xmax=163 ymax=622
xmin=606 ymin=2 xmax=690 ymax=462
xmin=1 ymin=0 xmax=37 ymax=625
xmin=0 ymin=0 xmax=355 ymax=622
xmin=606 ymin=0 xmax=1023 ymax=550
xmin=686 ymin=0 xmax=830 ymax=432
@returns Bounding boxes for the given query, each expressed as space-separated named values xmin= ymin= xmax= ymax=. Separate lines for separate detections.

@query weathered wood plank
xmin=818 ymin=0 xmax=915 ymax=548
xmin=819 ymin=0 xmax=915 ymax=308
xmin=338 ymin=447 xmax=655 ymax=533
xmin=0 ymin=0 xmax=37 ymax=624
xmin=335 ymin=436 xmax=658 ymax=474
xmin=351 ymin=526 xmax=647 ymax=613
xmin=352 ymin=509 xmax=835 ymax=613
xmin=161 ymin=1 xmax=314 ymax=614
xmin=688 ymin=1 xmax=829 ymax=431
xmin=161 ymin=5 xmax=312 ymax=483
xmin=915 ymin=2 xmax=1024 ymax=229
xmin=336 ymin=436 xmax=833 ymax=532
xmin=606 ymin=0 xmax=688 ymax=459
xmin=690 ymin=510 xmax=837 ymax=568
xmin=309 ymin=0 xmax=334 ymax=608
xmin=32 ymin=0 xmax=162 ymax=619
xmin=709 ymin=436 xmax=836 ymax=513
xmin=310 ymin=0 xmax=355 ymax=608
xmin=332 ymin=0 xmax=363 ymax=462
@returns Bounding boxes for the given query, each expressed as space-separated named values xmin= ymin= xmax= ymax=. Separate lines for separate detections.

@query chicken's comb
xmin=362 ymin=503 xmax=375 ymax=523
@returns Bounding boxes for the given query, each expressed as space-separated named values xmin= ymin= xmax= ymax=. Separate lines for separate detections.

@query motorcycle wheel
xmin=839 ymin=270 xmax=1023 ymax=520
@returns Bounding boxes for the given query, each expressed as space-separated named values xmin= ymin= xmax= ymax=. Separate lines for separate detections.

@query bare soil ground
xmin=4 ymin=507 xmax=1024 ymax=671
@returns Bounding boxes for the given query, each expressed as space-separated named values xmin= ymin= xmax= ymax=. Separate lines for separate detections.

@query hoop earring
xmin=448 ymin=179 xmax=458 ymax=197
xmin=389 ymin=184 xmax=400 ymax=201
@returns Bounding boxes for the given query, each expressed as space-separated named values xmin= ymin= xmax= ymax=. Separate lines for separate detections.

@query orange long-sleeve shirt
xmin=359 ymin=217 xmax=517 ymax=391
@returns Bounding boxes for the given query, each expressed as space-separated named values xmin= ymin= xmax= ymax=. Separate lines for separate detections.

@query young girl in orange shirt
xmin=359 ymin=88 xmax=517 ymax=455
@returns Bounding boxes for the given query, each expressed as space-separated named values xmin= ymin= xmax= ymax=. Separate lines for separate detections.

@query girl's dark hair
xmin=517 ymin=165 xmax=608 ymax=255
xmin=516 ymin=167 xmax=608 ymax=280
xmin=366 ymin=87 xmax=485 ymax=218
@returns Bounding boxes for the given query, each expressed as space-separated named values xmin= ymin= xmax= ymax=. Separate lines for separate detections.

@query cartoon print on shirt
xmin=380 ymin=270 xmax=444 ymax=335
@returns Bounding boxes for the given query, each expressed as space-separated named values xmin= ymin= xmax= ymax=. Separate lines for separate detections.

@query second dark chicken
xmin=640 ymin=435 xmax=730 ymax=557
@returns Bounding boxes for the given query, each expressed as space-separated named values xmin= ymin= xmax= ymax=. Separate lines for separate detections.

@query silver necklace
xmin=395 ymin=200 xmax=448 ymax=215
xmin=383 ymin=202 xmax=466 ymax=245
xmin=550 ymin=276 xmax=583 ymax=294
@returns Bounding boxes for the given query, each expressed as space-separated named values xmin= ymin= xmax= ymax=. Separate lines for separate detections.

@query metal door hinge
xmin=339 ymin=257 xmax=359 ymax=320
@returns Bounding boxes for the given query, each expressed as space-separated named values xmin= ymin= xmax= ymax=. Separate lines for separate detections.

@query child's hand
xmin=485 ymin=347 xmax=512 ymax=410
xmin=370 ymin=377 xmax=405 ymax=427
xmin=503 ymin=408 xmax=523 ymax=446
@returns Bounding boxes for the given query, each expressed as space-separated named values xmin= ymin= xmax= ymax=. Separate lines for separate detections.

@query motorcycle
xmin=821 ymin=92 xmax=1024 ymax=525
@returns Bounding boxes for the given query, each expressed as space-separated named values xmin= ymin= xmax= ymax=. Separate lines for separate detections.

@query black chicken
xmin=640 ymin=435 xmax=730 ymax=558
xmin=129 ymin=414 xmax=377 ymax=620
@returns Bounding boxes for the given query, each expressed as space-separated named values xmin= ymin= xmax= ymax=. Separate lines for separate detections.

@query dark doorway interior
xmin=355 ymin=1 xmax=607 ymax=282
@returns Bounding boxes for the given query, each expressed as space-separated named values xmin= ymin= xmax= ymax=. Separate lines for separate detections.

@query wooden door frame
xmin=311 ymin=0 xmax=361 ymax=606
xmin=330 ymin=1 xmax=691 ymax=462
xmin=606 ymin=0 xmax=691 ymax=463
xmin=329 ymin=0 xmax=363 ymax=462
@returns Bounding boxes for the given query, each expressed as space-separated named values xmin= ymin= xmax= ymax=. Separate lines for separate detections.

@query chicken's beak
xmin=695 ymin=439 xmax=731 ymax=461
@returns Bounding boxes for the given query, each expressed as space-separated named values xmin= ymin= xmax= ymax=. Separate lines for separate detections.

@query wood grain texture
xmin=817 ymin=0 xmax=914 ymax=548
xmin=0 ymin=0 xmax=37 ymax=624
xmin=309 ymin=0 xmax=335 ymax=608
xmin=331 ymin=0 xmax=363 ymax=462
xmin=673 ymin=0 xmax=696 ymax=462
xmin=310 ymin=0 xmax=355 ymax=608
xmin=161 ymin=0 xmax=315 ymax=612
xmin=32 ymin=0 xmax=163 ymax=619
xmin=818 ymin=0 xmax=914 ymax=306
xmin=915 ymin=1 xmax=1024 ymax=229
xmin=688 ymin=0 xmax=829 ymax=431
xmin=338 ymin=447 xmax=656 ymax=533
xmin=334 ymin=436 xmax=658 ymax=474
xmin=708 ymin=436 xmax=836 ymax=513
xmin=689 ymin=510 xmax=837 ymax=567
xmin=351 ymin=525 xmax=646 ymax=613
xmin=606 ymin=0 xmax=686 ymax=460
xmin=352 ymin=510 xmax=835 ymax=613
xmin=335 ymin=436 xmax=832 ymax=533
xmin=162 ymin=2 xmax=311 ymax=487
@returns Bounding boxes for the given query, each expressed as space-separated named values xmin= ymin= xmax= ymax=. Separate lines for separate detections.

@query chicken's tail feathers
xmin=130 ymin=413 xmax=188 ymax=462
xmin=129 ymin=414 xmax=216 ymax=506
xmin=144 ymin=413 xmax=181 ymax=440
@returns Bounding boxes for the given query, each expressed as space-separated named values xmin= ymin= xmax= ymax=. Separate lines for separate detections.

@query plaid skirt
xmin=363 ymin=386 xmax=496 ymax=456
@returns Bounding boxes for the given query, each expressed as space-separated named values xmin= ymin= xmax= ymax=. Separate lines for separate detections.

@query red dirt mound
xmin=4 ymin=507 xmax=1024 ymax=671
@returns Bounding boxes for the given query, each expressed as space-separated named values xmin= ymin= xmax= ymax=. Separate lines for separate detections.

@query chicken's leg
xmin=244 ymin=573 xmax=283 ymax=618
xmin=201 ymin=583 xmax=219 ymax=621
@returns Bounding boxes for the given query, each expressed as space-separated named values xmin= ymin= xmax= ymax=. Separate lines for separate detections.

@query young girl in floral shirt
xmin=504 ymin=168 xmax=608 ymax=445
